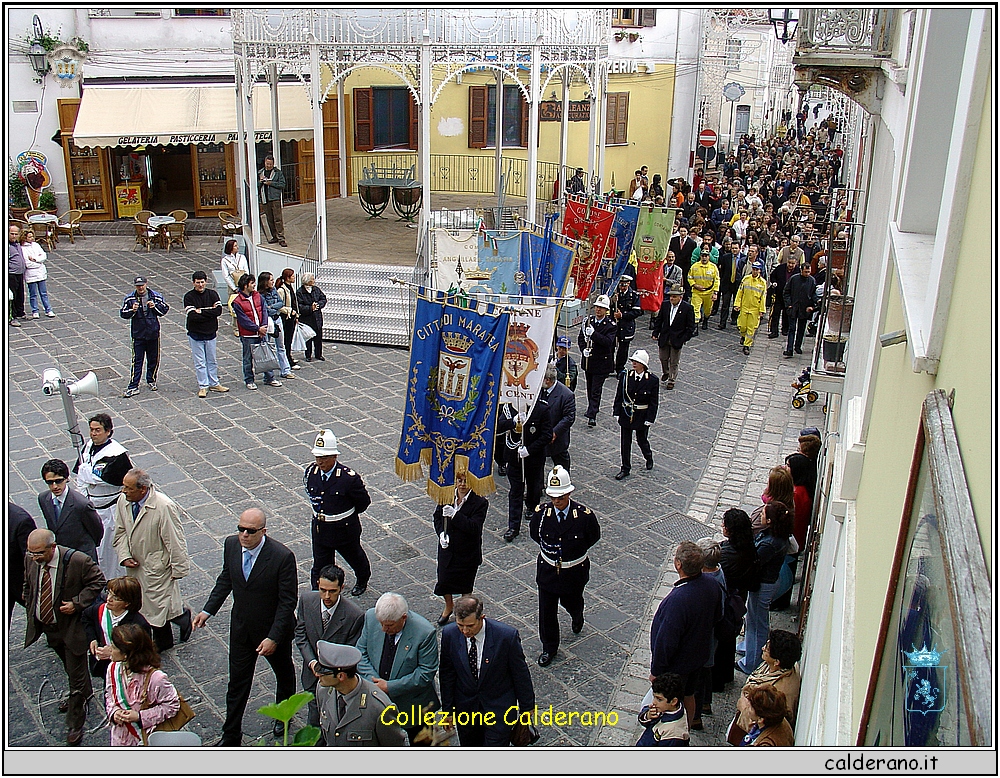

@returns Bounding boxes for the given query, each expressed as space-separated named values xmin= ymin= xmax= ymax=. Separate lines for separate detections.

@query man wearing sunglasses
xmin=37 ymin=459 xmax=103 ymax=564
xmin=192 ymin=507 xmax=298 ymax=746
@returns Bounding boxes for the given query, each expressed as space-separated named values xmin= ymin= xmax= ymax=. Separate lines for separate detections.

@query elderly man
xmin=542 ymin=364 xmax=576 ymax=472
xmin=767 ymin=236 xmax=803 ymax=339
xmin=651 ymin=283 xmax=696 ymax=390
xmin=9 ymin=223 xmax=26 ymax=325
xmin=649 ymin=541 xmax=723 ymax=727
xmin=303 ymin=429 xmax=372 ymax=594
xmin=356 ymin=592 xmax=439 ymax=745
xmin=529 ymin=466 xmax=601 ymax=667
xmin=578 ymin=294 xmax=618 ymax=427
xmin=782 ymin=260 xmax=818 ymax=357
xmin=612 ymin=349 xmax=659 ymax=480
xmin=193 ymin=507 xmax=298 ymax=745
xmin=315 ymin=641 xmax=407 ymax=747
xmin=113 ymin=468 xmax=191 ymax=651
xmin=22 ymin=528 xmax=105 ymax=745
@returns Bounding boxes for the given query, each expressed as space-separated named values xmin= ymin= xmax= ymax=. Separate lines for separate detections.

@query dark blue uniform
xmin=529 ymin=500 xmax=600 ymax=655
xmin=303 ymin=462 xmax=372 ymax=590
xmin=613 ymin=368 xmax=660 ymax=474
xmin=497 ymin=401 xmax=552 ymax=536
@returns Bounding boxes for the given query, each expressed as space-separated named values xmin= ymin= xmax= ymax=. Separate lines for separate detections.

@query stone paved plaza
xmin=5 ymin=235 xmax=819 ymax=747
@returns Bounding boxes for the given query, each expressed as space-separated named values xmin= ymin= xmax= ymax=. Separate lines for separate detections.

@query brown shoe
xmin=209 ymin=384 xmax=230 ymax=393
xmin=666 ymin=381 xmax=675 ymax=390
xmin=67 ymin=727 xmax=83 ymax=745
xmin=198 ymin=388 xmax=208 ymax=398
xmin=278 ymin=240 xmax=288 ymax=247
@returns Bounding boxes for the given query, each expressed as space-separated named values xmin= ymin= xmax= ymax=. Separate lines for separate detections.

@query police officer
xmin=497 ymin=400 xmax=552 ymax=543
xmin=529 ymin=466 xmax=601 ymax=667
xmin=303 ymin=430 xmax=372 ymax=595
xmin=314 ymin=641 xmax=407 ymax=747
xmin=611 ymin=274 xmax=643 ymax=375
xmin=578 ymin=294 xmax=618 ymax=427
xmin=612 ymin=349 xmax=659 ymax=480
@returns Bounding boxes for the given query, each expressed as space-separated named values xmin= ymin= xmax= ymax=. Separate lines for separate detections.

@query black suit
xmin=668 ymin=236 xmax=697 ymax=299
xmin=38 ymin=487 xmax=103 ymax=563
xmin=497 ymin=400 xmax=552 ymax=534
xmin=81 ymin=597 xmax=151 ymax=678
xmin=202 ymin=535 xmax=299 ymax=744
xmin=652 ymin=299 xmax=696 ymax=384
xmin=8 ymin=503 xmax=35 ymax=622
xmin=433 ymin=492 xmax=488 ymax=595
xmin=439 ymin=618 xmax=535 ymax=746
xmin=543 ymin=380 xmax=576 ymax=471
xmin=613 ymin=369 xmax=659 ymax=472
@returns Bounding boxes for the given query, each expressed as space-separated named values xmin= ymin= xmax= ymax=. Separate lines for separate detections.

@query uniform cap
xmin=629 ymin=349 xmax=650 ymax=367
xmin=752 ymin=260 xmax=766 ymax=271
xmin=594 ymin=294 xmax=611 ymax=309
xmin=667 ymin=283 xmax=684 ymax=296
xmin=618 ymin=274 xmax=633 ymax=283
xmin=133 ymin=276 xmax=147 ymax=286
xmin=315 ymin=641 xmax=362 ymax=673
xmin=312 ymin=429 xmax=340 ymax=456
xmin=555 ymin=336 xmax=572 ymax=349
xmin=545 ymin=465 xmax=575 ymax=497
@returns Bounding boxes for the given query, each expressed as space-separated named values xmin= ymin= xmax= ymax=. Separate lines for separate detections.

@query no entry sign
xmin=699 ymin=129 xmax=718 ymax=147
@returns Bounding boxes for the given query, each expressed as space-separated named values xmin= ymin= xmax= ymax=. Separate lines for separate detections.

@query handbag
xmin=510 ymin=719 xmax=540 ymax=747
xmin=140 ymin=671 xmax=195 ymax=745
xmin=726 ymin=713 xmax=747 ymax=746
xmin=251 ymin=339 xmax=280 ymax=373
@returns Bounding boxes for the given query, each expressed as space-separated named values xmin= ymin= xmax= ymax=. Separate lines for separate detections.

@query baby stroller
xmin=791 ymin=366 xmax=819 ymax=409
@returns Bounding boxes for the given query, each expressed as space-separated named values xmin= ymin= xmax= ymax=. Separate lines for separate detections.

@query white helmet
xmin=545 ymin=465 xmax=575 ymax=497
xmin=311 ymin=429 xmax=340 ymax=456
xmin=594 ymin=294 xmax=611 ymax=310
xmin=629 ymin=349 xmax=650 ymax=367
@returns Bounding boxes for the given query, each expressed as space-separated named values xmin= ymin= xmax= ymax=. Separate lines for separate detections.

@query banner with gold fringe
xmin=396 ymin=289 xmax=509 ymax=504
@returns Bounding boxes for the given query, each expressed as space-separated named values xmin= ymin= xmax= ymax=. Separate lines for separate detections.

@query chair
xmin=135 ymin=210 xmax=154 ymax=225
xmin=169 ymin=209 xmax=188 ymax=222
xmin=145 ymin=730 xmax=202 ymax=747
xmin=25 ymin=209 xmax=46 ymax=219
xmin=218 ymin=211 xmax=242 ymax=243
xmin=163 ymin=222 xmax=186 ymax=251
xmin=55 ymin=210 xmax=85 ymax=244
xmin=132 ymin=221 xmax=158 ymax=252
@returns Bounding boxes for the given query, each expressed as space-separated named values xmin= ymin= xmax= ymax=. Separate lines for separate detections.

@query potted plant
xmin=38 ymin=190 xmax=57 ymax=213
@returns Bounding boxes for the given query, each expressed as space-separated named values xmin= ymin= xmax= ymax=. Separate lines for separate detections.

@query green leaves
xmin=290 ymin=726 xmax=322 ymax=747
xmin=257 ymin=692 xmax=318 ymax=747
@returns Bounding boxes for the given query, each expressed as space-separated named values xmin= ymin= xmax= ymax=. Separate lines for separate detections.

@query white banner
xmin=500 ymin=301 xmax=558 ymax=419
xmin=429 ymin=228 xmax=478 ymax=292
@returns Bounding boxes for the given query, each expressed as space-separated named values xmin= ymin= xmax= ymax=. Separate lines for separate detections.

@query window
xmin=89 ymin=8 xmax=162 ymax=17
xmin=605 ymin=92 xmax=629 ymax=145
xmin=612 ymin=9 xmax=656 ymax=27
xmin=467 ymin=85 xmax=527 ymax=149
xmin=174 ymin=9 xmax=229 ymax=16
xmin=353 ymin=87 xmax=417 ymax=152
xmin=725 ymin=38 xmax=743 ymax=70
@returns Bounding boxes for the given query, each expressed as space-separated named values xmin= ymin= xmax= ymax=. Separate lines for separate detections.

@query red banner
xmin=563 ymin=196 xmax=617 ymax=301
xmin=635 ymin=239 xmax=664 ymax=312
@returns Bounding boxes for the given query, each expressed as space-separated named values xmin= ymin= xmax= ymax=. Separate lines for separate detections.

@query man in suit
xmin=542 ymin=364 xmax=576 ymax=472
xmin=651 ymin=283 xmax=696 ymax=391
xmin=668 ymin=227 xmax=697 ymax=300
xmin=37 ymin=459 xmax=103 ymax=563
xmin=192 ymin=507 xmax=298 ymax=746
xmin=9 ymin=502 xmax=36 ymax=623
xmin=439 ymin=596 xmax=535 ymax=746
xmin=356 ymin=592 xmax=439 ymax=745
xmin=294 ymin=563 xmax=365 ymax=728
xmin=22 ymin=528 xmax=105 ymax=745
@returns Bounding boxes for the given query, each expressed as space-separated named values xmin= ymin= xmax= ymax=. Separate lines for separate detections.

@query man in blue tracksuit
xmin=120 ymin=275 xmax=169 ymax=398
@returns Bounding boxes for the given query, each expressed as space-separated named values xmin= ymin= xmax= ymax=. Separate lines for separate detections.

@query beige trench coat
xmin=112 ymin=486 xmax=190 ymax=627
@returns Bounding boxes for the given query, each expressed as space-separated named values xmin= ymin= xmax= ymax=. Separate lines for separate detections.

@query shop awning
xmin=72 ymin=84 xmax=314 ymax=148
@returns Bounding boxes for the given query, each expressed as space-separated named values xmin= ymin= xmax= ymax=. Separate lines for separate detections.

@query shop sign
xmin=116 ymin=184 xmax=143 ymax=218
xmin=114 ymin=131 xmax=277 ymax=146
xmin=539 ymin=100 xmax=592 ymax=122
xmin=16 ymin=150 xmax=51 ymax=191
xmin=607 ymin=60 xmax=639 ymax=75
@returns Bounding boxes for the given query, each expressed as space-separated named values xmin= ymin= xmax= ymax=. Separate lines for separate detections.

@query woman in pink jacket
xmin=105 ymin=624 xmax=180 ymax=746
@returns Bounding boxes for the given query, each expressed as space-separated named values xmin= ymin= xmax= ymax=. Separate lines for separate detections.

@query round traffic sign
xmin=699 ymin=129 xmax=717 ymax=148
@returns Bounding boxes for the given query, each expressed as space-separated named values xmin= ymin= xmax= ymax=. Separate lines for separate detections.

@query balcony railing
xmin=796 ymin=9 xmax=895 ymax=59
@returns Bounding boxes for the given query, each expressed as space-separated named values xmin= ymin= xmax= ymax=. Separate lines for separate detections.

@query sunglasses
xmin=45 ymin=477 xmax=67 ymax=485
xmin=237 ymin=526 xmax=264 ymax=535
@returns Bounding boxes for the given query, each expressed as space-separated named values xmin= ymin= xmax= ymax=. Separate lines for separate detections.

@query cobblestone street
xmin=5 ymin=236 xmax=820 ymax=747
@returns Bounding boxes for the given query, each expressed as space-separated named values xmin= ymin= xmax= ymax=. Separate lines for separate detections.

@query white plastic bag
xmin=292 ymin=322 xmax=316 ymax=352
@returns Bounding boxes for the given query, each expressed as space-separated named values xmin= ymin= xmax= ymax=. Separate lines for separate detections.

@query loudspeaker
xmin=67 ymin=371 xmax=100 ymax=398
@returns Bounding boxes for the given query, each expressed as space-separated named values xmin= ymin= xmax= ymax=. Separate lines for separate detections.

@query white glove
xmin=645 ymin=421 xmax=653 ymax=426
xmin=583 ymin=325 xmax=594 ymax=338
xmin=582 ymin=348 xmax=592 ymax=358
xmin=439 ymin=532 xmax=450 ymax=549
xmin=441 ymin=505 xmax=456 ymax=518
xmin=515 ymin=412 xmax=527 ymax=426
xmin=518 ymin=445 xmax=529 ymax=459
xmin=613 ymin=416 xmax=619 ymax=423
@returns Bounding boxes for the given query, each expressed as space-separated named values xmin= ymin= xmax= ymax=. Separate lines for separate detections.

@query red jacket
xmin=231 ymin=291 xmax=269 ymax=337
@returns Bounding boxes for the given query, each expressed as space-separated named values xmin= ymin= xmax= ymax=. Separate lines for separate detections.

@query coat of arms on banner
xmin=902 ymin=645 xmax=947 ymax=715
xmin=436 ymin=333 xmax=473 ymax=403
xmin=502 ymin=322 xmax=539 ymax=389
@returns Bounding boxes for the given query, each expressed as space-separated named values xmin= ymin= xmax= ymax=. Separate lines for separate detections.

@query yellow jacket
xmin=735 ymin=273 xmax=768 ymax=317
xmin=687 ymin=260 xmax=720 ymax=293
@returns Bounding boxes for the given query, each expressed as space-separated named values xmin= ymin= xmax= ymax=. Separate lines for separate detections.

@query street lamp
xmin=769 ymin=8 xmax=799 ymax=44
xmin=27 ymin=42 xmax=49 ymax=76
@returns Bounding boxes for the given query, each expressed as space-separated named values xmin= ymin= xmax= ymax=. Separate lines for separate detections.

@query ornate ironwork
xmin=797 ymin=9 xmax=894 ymax=58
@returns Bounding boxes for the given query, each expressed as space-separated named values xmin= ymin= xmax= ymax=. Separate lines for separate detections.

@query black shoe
xmin=783 ymin=351 xmax=793 ymax=358
xmin=66 ymin=727 xmax=83 ymax=746
xmin=587 ymin=418 xmax=596 ymax=427
xmin=503 ymin=529 xmax=519 ymax=542
xmin=497 ymin=464 xmax=507 ymax=476
xmin=743 ymin=346 xmax=751 ymax=355
xmin=614 ymin=468 xmax=629 ymax=481
xmin=718 ymin=322 xmax=727 ymax=330
xmin=701 ymin=320 xmax=709 ymax=330
xmin=178 ymin=607 xmax=193 ymax=642
xmin=437 ymin=612 xmax=453 ymax=626
xmin=690 ymin=718 xmax=704 ymax=731
xmin=692 ymin=327 xmax=699 ymax=336
xmin=305 ymin=356 xmax=313 ymax=362
xmin=537 ymin=651 xmax=554 ymax=667
xmin=767 ymin=333 xmax=779 ymax=339
xmin=350 ymin=584 xmax=367 ymax=597
xmin=571 ymin=616 xmax=584 ymax=634
xmin=214 ymin=736 xmax=241 ymax=747
xmin=267 ymin=238 xmax=279 ymax=244
xmin=315 ymin=356 xmax=326 ymax=361
xmin=645 ymin=458 xmax=654 ymax=471
xmin=794 ymin=347 xmax=803 ymax=354
xmin=272 ymin=720 xmax=286 ymax=739
xmin=660 ymin=374 xmax=668 ymax=382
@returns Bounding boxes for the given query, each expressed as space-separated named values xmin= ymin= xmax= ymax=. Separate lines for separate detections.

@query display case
xmin=65 ymin=141 xmax=115 ymax=220
xmin=192 ymin=143 xmax=236 ymax=217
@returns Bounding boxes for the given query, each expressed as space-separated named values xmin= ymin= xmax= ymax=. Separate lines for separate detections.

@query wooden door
xmin=299 ymin=97 xmax=343 ymax=200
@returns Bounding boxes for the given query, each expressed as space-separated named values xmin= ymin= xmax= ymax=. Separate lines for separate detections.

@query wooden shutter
xmin=468 ymin=85 xmax=487 ymax=148
xmin=605 ymin=92 xmax=629 ymax=145
xmin=408 ymin=91 xmax=419 ymax=151
xmin=640 ymin=8 xmax=657 ymax=27
xmin=520 ymin=92 xmax=529 ymax=148
xmin=353 ymin=88 xmax=374 ymax=152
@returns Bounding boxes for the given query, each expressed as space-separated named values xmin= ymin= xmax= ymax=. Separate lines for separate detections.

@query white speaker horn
xmin=67 ymin=371 xmax=100 ymax=398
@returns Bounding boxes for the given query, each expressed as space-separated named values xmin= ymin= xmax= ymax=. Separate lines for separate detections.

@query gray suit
xmin=294 ymin=590 xmax=365 ymax=725
xmin=38 ymin=487 xmax=103 ymax=563
xmin=543 ymin=380 xmax=576 ymax=470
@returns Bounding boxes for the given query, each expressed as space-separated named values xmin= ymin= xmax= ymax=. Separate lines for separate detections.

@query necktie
xmin=321 ymin=608 xmax=331 ymax=631
xmin=468 ymin=636 xmax=479 ymax=682
xmin=53 ymin=496 xmax=61 ymax=519
xmin=337 ymin=693 xmax=347 ymax=721
xmin=39 ymin=567 xmax=55 ymax=624
xmin=379 ymin=632 xmax=397 ymax=679
xmin=557 ymin=510 xmax=566 ymax=523
xmin=242 ymin=550 xmax=253 ymax=580
xmin=131 ymin=502 xmax=140 ymax=520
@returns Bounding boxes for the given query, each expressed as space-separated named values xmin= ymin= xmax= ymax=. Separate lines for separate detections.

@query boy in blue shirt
xmin=636 ymin=672 xmax=690 ymax=746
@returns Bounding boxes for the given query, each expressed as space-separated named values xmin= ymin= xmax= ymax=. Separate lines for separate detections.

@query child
xmin=636 ymin=672 xmax=690 ymax=746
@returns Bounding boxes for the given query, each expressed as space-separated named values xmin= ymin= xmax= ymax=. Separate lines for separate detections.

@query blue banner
xmin=396 ymin=290 xmax=509 ymax=503
xmin=605 ymin=203 xmax=640 ymax=294
xmin=518 ymin=213 xmax=574 ymax=298
xmin=474 ymin=231 xmax=522 ymax=295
